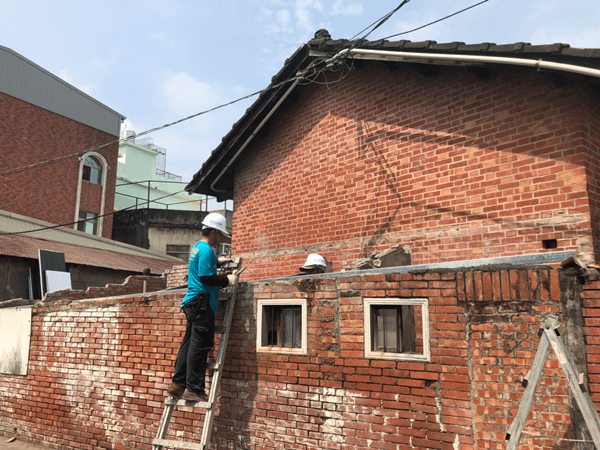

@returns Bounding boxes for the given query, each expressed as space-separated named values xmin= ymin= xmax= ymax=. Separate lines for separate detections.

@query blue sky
xmin=1 ymin=0 xmax=599 ymax=182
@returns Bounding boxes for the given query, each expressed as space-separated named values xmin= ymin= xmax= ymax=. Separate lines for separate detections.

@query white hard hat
xmin=301 ymin=253 xmax=326 ymax=270
xmin=201 ymin=213 xmax=229 ymax=237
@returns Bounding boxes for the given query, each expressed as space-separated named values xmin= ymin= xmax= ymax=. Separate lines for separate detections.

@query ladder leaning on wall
xmin=505 ymin=314 xmax=600 ymax=450
xmin=152 ymin=275 xmax=241 ymax=450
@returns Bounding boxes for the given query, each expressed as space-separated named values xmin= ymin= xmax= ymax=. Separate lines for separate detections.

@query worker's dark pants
xmin=172 ymin=294 xmax=214 ymax=394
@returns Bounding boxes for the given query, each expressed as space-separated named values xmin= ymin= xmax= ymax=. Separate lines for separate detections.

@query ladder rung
xmin=207 ymin=362 xmax=220 ymax=370
xmin=152 ymin=438 xmax=205 ymax=450
xmin=165 ymin=397 xmax=211 ymax=408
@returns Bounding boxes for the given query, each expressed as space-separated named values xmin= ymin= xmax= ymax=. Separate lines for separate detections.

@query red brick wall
xmin=40 ymin=274 xmax=166 ymax=303
xmin=232 ymin=64 xmax=598 ymax=280
xmin=79 ymin=181 xmax=104 ymax=217
xmin=581 ymin=274 xmax=600 ymax=411
xmin=164 ymin=264 xmax=188 ymax=289
xmin=0 ymin=265 xmax=593 ymax=450
xmin=0 ymin=92 xmax=118 ymax=238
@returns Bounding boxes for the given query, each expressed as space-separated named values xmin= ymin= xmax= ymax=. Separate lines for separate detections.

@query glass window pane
xmin=82 ymin=156 xmax=102 ymax=184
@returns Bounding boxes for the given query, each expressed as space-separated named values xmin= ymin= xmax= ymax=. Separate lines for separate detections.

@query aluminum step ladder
xmin=152 ymin=277 xmax=240 ymax=450
xmin=505 ymin=314 xmax=600 ymax=449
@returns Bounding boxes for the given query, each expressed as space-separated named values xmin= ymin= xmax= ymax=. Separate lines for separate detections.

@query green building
xmin=115 ymin=131 xmax=203 ymax=211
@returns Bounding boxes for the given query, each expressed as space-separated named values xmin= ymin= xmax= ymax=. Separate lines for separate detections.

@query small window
xmin=166 ymin=244 xmax=190 ymax=260
xmin=77 ymin=211 xmax=98 ymax=235
xmin=257 ymin=299 xmax=307 ymax=354
xmin=82 ymin=156 xmax=102 ymax=184
xmin=364 ymin=298 xmax=430 ymax=361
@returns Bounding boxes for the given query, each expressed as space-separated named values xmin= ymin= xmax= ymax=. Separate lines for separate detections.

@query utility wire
xmin=0 ymin=2 xmax=489 ymax=191
xmin=1 ymin=3 xmax=412 ymax=180
xmin=0 ymin=189 xmax=187 ymax=236
xmin=2 ymin=59 xmax=327 ymax=180
xmin=381 ymin=0 xmax=489 ymax=40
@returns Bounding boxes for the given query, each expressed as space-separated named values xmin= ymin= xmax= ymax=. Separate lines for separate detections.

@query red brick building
xmin=1 ymin=262 xmax=599 ymax=450
xmin=187 ymin=34 xmax=600 ymax=280
xmin=0 ymin=45 xmax=124 ymax=238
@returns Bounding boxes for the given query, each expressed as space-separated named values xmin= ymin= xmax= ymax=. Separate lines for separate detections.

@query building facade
xmin=116 ymin=131 xmax=204 ymax=212
xmin=186 ymin=36 xmax=600 ymax=281
xmin=0 ymin=45 xmax=124 ymax=238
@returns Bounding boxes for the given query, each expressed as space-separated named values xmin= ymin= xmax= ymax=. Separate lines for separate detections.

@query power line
xmin=0 ymin=1 xmax=491 ymax=219
xmin=0 ymin=189 xmax=187 ymax=236
xmin=381 ymin=0 xmax=490 ymax=41
xmin=0 ymin=3 xmax=421 ymax=181
xmin=0 ymin=70 xmax=313 ymax=179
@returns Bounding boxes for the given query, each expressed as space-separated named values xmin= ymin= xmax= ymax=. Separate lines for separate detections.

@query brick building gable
xmin=186 ymin=37 xmax=600 ymax=280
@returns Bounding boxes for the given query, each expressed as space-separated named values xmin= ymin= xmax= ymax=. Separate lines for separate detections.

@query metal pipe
xmin=210 ymin=77 xmax=303 ymax=194
xmin=209 ymin=48 xmax=600 ymax=195
xmin=335 ymin=48 xmax=600 ymax=79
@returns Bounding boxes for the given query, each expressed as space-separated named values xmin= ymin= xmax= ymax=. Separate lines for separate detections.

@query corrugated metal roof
xmin=0 ymin=46 xmax=125 ymax=136
xmin=0 ymin=234 xmax=179 ymax=275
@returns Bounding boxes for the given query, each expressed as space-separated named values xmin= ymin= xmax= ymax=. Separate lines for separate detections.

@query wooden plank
xmin=200 ymin=278 xmax=240 ymax=448
xmin=542 ymin=317 xmax=600 ymax=447
xmin=505 ymin=329 xmax=550 ymax=450
xmin=152 ymin=403 xmax=175 ymax=450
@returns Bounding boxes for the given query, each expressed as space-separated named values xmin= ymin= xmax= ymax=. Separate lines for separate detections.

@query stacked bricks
xmin=37 ymin=275 xmax=167 ymax=307
xmin=581 ymin=274 xmax=600 ymax=412
xmin=0 ymin=265 xmax=592 ymax=450
xmin=232 ymin=63 xmax=599 ymax=281
xmin=0 ymin=92 xmax=118 ymax=238
xmin=164 ymin=264 xmax=188 ymax=289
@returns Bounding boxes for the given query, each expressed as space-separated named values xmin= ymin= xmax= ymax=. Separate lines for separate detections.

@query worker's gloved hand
xmin=227 ymin=274 xmax=238 ymax=286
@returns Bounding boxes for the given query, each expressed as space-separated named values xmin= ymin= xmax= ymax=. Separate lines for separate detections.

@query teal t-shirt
xmin=181 ymin=241 xmax=219 ymax=313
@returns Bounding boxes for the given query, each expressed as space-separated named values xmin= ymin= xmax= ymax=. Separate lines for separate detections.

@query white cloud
xmin=532 ymin=27 xmax=600 ymax=48
xmin=150 ymin=32 xmax=176 ymax=48
xmin=294 ymin=0 xmax=324 ymax=32
xmin=264 ymin=8 xmax=292 ymax=33
xmin=331 ymin=0 xmax=363 ymax=16
xmin=58 ymin=69 xmax=94 ymax=95
xmin=76 ymin=83 xmax=94 ymax=96
xmin=162 ymin=72 xmax=222 ymax=117
xmin=59 ymin=70 xmax=73 ymax=83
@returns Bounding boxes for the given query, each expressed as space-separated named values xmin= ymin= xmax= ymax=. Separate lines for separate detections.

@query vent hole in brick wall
xmin=542 ymin=239 xmax=558 ymax=249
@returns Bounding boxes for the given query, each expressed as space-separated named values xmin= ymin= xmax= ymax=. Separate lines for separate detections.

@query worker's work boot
xmin=166 ymin=383 xmax=185 ymax=399
xmin=181 ymin=389 xmax=208 ymax=402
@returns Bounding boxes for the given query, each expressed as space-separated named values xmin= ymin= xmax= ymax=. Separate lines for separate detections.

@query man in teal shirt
xmin=167 ymin=213 xmax=236 ymax=402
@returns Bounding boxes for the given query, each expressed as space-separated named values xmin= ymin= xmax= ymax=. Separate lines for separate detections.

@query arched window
xmin=82 ymin=156 xmax=102 ymax=184
xmin=74 ymin=152 xmax=108 ymax=236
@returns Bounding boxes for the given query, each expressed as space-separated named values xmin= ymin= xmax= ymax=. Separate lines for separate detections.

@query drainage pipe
xmin=209 ymin=47 xmax=600 ymax=194
xmin=209 ymin=76 xmax=303 ymax=194
xmin=333 ymin=48 xmax=600 ymax=79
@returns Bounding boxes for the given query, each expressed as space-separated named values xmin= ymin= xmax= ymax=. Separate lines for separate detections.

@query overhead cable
xmin=0 ymin=189 xmax=187 ymax=236
xmin=381 ymin=0 xmax=489 ymax=40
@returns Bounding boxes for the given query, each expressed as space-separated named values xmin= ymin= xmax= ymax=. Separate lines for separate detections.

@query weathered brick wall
xmin=1 ymin=264 xmax=594 ymax=450
xmin=232 ymin=64 xmax=598 ymax=280
xmin=0 ymin=92 xmax=118 ymax=238
xmin=164 ymin=264 xmax=188 ymax=289
xmin=0 ymin=291 xmax=184 ymax=450
xmin=581 ymin=274 xmax=600 ymax=411
xmin=40 ymin=275 xmax=166 ymax=303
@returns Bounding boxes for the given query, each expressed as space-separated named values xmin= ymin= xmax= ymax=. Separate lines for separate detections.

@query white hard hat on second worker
xmin=301 ymin=253 xmax=326 ymax=269
xmin=201 ymin=213 xmax=229 ymax=237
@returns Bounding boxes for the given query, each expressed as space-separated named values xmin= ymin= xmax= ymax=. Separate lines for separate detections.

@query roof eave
xmin=185 ymin=44 xmax=313 ymax=200
xmin=185 ymin=37 xmax=600 ymax=201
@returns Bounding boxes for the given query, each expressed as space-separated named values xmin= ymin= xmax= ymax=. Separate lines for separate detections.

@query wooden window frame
xmin=364 ymin=297 xmax=430 ymax=361
xmin=256 ymin=299 xmax=307 ymax=355
xmin=82 ymin=156 xmax=103 ymax=185
xmin=77 ymin=211 xmax=98 ymax=235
